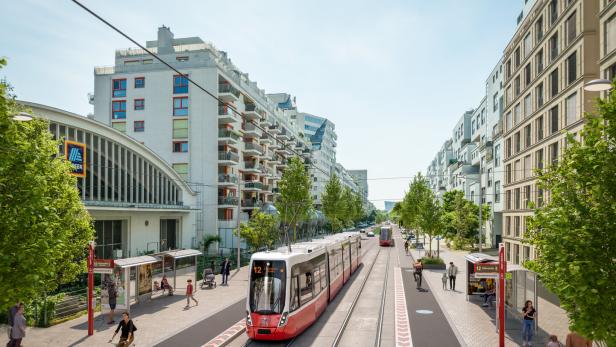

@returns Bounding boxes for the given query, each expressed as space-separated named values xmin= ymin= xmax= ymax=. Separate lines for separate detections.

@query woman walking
xmin=522 ymin=300 xmax=536 ymax=346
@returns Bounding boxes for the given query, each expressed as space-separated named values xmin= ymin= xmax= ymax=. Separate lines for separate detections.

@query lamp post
xmin=583 ymin=79 xmax=612 ymax=92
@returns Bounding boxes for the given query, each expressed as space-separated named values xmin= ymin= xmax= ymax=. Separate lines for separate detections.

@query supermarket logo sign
xmin=65 ymin=141 xmax=86 ymax=177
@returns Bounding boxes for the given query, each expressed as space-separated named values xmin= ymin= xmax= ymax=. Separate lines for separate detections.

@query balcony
xmin=272 ymin=187 xmax=280 ymax=195
xmin=259 ymin=134 xmax=273 ymax=145
xmin=218 ymin=105 xmax=240 ymax=124
xmin=218 ymin=173 xmax=238 ymax=186
xmin=242 ymin=200 xmax=263 ymax=209
xmin=275 ymin=159 xmax=288 ymax=169
xmin=243 ymin=161 xmax=262 ymax=174
xmin=261 ymin=115 xmax=272 ymax=127
xmin=243 ymin=141 xmax=263 ymax=156
xmin=244 ymin=104 xmax=261 ymax=121
xmin=278 ymin=127 xmax=290 ymax=140
xmin=268 ymin=123 xmax=281 ymax=134
xmin=242 ymin=122 xmax=262 ymax=138
xmin=218 ymin=151 xmax=240 ymax=165
xmin=219 ymin=83 xmax=240 ymax=103
xmin=262 ymin=184 xmax=271 ymax=193
xmin=218 ymin=129 xmax=241 ymax=146
xmin=244 ymin=181 xmax=263 ymax=191
xmin=218 ymin=196 xmax=238 ymax=207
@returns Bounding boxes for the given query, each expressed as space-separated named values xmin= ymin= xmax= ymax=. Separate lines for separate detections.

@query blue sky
xmin=2 ymin=0 xmax=523 ymax=209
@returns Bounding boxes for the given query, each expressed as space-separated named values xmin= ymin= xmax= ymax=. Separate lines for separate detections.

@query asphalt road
xmin=395 ymin=231 xmax=461 ymax=347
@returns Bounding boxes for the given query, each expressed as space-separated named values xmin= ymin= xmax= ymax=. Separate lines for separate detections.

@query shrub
xmin=421 ymin=257 xmax=445 ymax=265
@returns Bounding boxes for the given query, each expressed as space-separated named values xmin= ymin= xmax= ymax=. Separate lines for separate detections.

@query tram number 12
xmin=253 ymin=266 xmax=262 ymax=274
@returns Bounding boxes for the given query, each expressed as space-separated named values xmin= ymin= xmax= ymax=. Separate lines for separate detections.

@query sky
xmin=1 ymin=0 xmax=523 ymax=209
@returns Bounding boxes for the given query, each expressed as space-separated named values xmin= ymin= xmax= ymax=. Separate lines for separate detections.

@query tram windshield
xmin=249 ymin=260 xmax=286 ymax=314
xmin=380 ymin=227 xmax=392 ymax=241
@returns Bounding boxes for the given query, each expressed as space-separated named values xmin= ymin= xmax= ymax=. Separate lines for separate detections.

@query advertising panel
xmin=138 ymin=264 xmax=153 ymax=296
xmin=64 ymin=140 xmax=86 ymax=177
xmin=101 ymin=270 xmax=127 ymax=310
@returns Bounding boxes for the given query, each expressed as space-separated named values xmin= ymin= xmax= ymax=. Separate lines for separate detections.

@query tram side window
xmin=320 ymin=264 xmax=327 ymax=291
xmin=290 ymin=275 xmax=300 ymax=312
xmin=313 ymin=266 xmax=321 ymax=296
xmin=299 ymin=272 xmax=313 ymax=305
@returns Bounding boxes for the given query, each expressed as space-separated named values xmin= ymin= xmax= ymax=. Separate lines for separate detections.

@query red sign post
xmin=498 ymin=243 xmax=506 ymax=347
xmin=87 ymin=241 xmax=94 ymax=336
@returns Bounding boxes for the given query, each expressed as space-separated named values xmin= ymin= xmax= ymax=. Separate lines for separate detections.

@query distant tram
xmin=245 ymin=232 xmax=362 ymax=340
xmin=379 ymin=226 xmax=393 ymax=247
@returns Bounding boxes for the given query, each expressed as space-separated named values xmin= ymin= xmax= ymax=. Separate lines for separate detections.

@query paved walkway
xmin=402 ymin=233 xmax=570 ymax=346
xmin=2 ymin=267 xmax=250 ymax=347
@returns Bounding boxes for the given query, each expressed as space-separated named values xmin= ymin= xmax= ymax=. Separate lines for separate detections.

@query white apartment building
xmin=93 ymin=26 xmax=310 ymax=250
xmin=335 ymin=163 xmax=361 ymax=194
xmin=348 ymin=170 xmax=369 ymax=207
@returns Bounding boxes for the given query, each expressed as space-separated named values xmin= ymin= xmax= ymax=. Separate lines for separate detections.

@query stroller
xmin=201 ymin=268 xmax=217 ymax=289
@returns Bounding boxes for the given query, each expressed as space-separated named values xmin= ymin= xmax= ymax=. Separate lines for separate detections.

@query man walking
xmin=8 ymin=303 xmax=26 ymax=347
xmin=185 ymin=279 xmax=198 ymax=309
xmin=107 ymin=282 xmax=117 ymax=324
xmin=447 ymin=261 xmax=458 ymax=291
xmin=220 ymin=258 xmax=231 ymax=286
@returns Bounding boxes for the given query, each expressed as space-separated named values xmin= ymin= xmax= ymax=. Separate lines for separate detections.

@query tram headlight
xmin=246 ymin=310 xmax=253 ymax=326
xmin=278 ymin=312 xmax=289 ymax=327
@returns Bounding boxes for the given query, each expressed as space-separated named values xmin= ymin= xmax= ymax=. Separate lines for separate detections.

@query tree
xmin=0 ymin=59 xmax=94 ymax=311
xmin=440 ymin=190 xmax=478 ymax=249
xmin=275 ymin=156 xmax=313 ymax=243
xmin=322 ymin=173 xmax=344 ymax=232
xmin=340 ymin=187 xmax=354 ymax=227
xmin=201 ymin=234 xmax=221 ymax=255
xmin=417 ymin=190 xmax=444 ymax=257
xmin=235 ymin=212 xmax=278 ymax=252
xmin=526 ymin=86 xmax=616 ymax=345
xmin=351 ymin=192 xmax=365 ymax=224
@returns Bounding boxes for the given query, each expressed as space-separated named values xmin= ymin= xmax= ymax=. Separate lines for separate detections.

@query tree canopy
xmin=440 ymin=190 xmax=480 ymax=249
xmin=275 ymin=156 xmax=313 ymax=242
xmin=0 ymin=59 xmax=94 ymax=311
xmin=235 ymin=212 xmax=278 ymax=252
xmin=526 ymin=87 xmax=616 ymax=345
xmin=322 ymin=174 xmax=365 ymax=231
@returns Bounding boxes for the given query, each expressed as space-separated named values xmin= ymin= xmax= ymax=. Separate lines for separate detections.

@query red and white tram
xmin=379 ymin=226 xmax=393 ymax=247
xmin=245 ymin=232 xmax=362 ymax=340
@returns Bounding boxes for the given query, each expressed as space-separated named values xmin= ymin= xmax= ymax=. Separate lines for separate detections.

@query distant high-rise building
xmin=384 ymin=201 xmax=397 ymax=213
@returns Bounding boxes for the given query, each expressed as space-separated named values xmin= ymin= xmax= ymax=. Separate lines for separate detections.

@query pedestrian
xmin=210 ymin=260 xmax=216 ymax=273
xmin=522 ymin=300 xmax=536 ymax=347
xmin=441 ymin=272 xmax=448 ymax=290
xmin=565 ymin=332 xmax=592 ymax=347
xmin=107 ymin=282 xmax=117 ymax=324
xmin=6 ymin=301 xmax=19 ymax=341
xmin=109 ymin=312 xmax=136 ymax=347
xmin=546 ymin=335 xmax=563 ymax=347
xmin=220 ymin=257 xmax=231 ymax=285
xmin=404 ymin=240 xmax=409 ymax=255
xmin=447 ymin=261 xmax=458 ymax=291
xmin=185 ymin=279 xmax=198 ymax=308
xmin=413 ymin=259 xmax=423 ymax=289
xmin=8 ymin=303 xmax=26 ymax=347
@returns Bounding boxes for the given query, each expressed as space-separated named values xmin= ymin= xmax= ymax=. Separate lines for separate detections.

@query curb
xmin=201 ymin=318 xmax=246 ymax=347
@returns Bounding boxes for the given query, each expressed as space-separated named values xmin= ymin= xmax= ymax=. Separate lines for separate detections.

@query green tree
xmin=340 ymin=187 xmax=354 ymax=227
xmin=0 ymin=59 xmax=94 ymax=311
xmin=440 ymin=190 xmax=478 ymax=249
xmin=275 ymin=156 xmax=313 ymax=243
xmin=322 ymin=173 xmax=344 ymax=232
xmin=526 ymin=86 xmax=616 ymax=345
xmin=351 ymin=192 xmax=365 ymax=224
xmin=235 ymin=212 xmax=278 ymax=252
xmin=375 ymin=210 xmax=388 ymax=224
xmin=417 ymin=190 xmax=444 ymax=257
xmin=200 ymin=234 xmax=222 ymax=255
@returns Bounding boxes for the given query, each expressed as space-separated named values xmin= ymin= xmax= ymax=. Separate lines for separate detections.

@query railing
xmin=218 ymin=129 xmax=240 ymax=140
xmin=272 ymin=187 xmax=280 ymax=194
xmin=262 ymin=184 xmax=270 ymax=191
xmin=94 ymin=66 xmax=115 ymax=75
xmin=218 ymin=105 xmax=237 ymax=117
xmin=242 ymin=200 xmax=263 ymax=208
xmin=244 ymin=142 xmax=263 ymax=153
xmin=245 ymin=104 xmax=259 ymax=112
xmin=243 ymin=123 xmax=260 ymax=132
xmin=218 ymin=151 xmax=239 ymax=162
xmin=218 ymin=196 xmax=239 ymax=205
xmin=244 ymin=181 xmax=263 ymax=190
xmin=244 ymin=161 xmax=261 ymax=170
xmin=219 ymin=84 xmax=240 ymax=98
xmin=218 ymin=174 xmax=238 ymax=184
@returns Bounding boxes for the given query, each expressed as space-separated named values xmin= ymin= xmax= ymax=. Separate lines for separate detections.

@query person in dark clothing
xmin=413 ymin=260 xmax=423 ymax=289
xmin=107 ymin=282 xmax=117 ymax=324
xmin=521 ymin=300 xmax=536 ymax=347
xmin=110 ymin=312 xmax=136 ymax=347
xmin=6 ymin=301 xmax=19 ymax=340
xmin=220 ymin=258 xmax=231 ymax=285
xmin=7 ymin=303 xmax=25 ymax=347
xmin=210 ymin=260 xmax=216 ymax=273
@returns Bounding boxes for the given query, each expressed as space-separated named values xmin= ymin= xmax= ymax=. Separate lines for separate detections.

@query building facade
xmin=23 ymin=101 xmax=198 ymax=258
xmin=502 ymin=0 xmax=599 ymax=264
xmin=348 ymin=169 xmax=369 ymax=206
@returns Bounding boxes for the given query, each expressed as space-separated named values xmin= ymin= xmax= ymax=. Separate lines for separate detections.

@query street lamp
xmin=11 ymin=112 xmax=33 ymax=121
xmin=583 ymin=79 xmax=612 ymax=92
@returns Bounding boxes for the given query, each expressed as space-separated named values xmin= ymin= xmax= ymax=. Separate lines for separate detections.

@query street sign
xmin=474 ymin=262 xmax=499 ymax=278
xmin=93 ymin=259 xmax=114 ymax=274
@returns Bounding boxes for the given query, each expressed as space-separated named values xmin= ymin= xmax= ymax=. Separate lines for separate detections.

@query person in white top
xmin=447 ymin=262 xmax=458 ymax=291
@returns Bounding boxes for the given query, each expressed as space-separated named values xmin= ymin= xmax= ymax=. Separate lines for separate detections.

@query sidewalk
xmin=2 ymin=266 xmax=250 ymax=347
xmin=403 ymin=235 xmax=569 ymax=347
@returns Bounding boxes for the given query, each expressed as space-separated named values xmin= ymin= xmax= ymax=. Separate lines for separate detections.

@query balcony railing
xmin=242 ymin=200 xmax=263 ymax=208
xmin=245 ymin=104 xmax=259 ymax=112
xmin=218 ymin=151 xmax=239 ymax=162
xmin=219 ymin=84 xmax=240 ymax=98
xmin=244 ymin=161 xmax=261 ymax=171
xmin=218 ymin=196 xmax=239 ymax=205
xmin=244 ymin=181 xmax=263 ymax=190
xmin=218 ymin=129 xmax=240 ymax=141
xmin=272 ymin=187 xmax=280 ymax=194
xmin=218 ymin=105 xmax=238 ymax=117
xmin=244 ymin=142 xmax=263 ymax=153
xmin=218 ymin=174 xmax=238 ymax=184
xmin=243 ymin=123 xmax=260 ymax=132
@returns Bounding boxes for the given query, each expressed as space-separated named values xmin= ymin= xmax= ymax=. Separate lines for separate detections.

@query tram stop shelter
xmin=464 ymin=253 xmax=499 ymax=298
xmin=153 ymin=249 xmax=202 ymax=292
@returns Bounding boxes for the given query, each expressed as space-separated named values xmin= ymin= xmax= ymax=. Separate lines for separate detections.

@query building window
xmin=173 ymin=75 xmax=189 ymax=94
xmin=515 ymin=47 xmax=521 ymax=68
xmin=606 ymin=14 xmax=616 ymax=54
xmin=172 ymin=163 xmax=189 ymax=179
xmin=535 ymin=16 xmax=544 ymax=42
xmin=173 ymin=119 xmax=189 ymax=139
xmin=112 ymin=100 xmax=126 ymax=119
xmin=514 ymin=76 xmax=521 ymax=96
xmin=514 ymin=160 xmax=521 ymax=181
xmin=515 ymin=188 xmax=521 ymax=210
xmin=494 ymin=145 xmax=501 ymax=167
xmin=134 ymin=98 xmax=144 ymax=110
xmin=566 ymin=52 xmax=577 ymax=85
xmin=487 ymin=169 xmax=492 ymax=187
xmin=134 ymin=121 xmax=144 ymax=132
xmin=506 ymin=242 xmax=511 ymax=261
xmin=173 ymin=141 xmax=189 ymax=152
xmin=506 ymin=111 xmax=512 ymax=131
xmin=550 ymin=142 xmax=559 ymax=164
xmin=176 ymin=56 xmax=189 ymax=62
xmin=134 ymin=77 xmax=145 ymax=88
xmin=550 ymin=68 xmax=559 ymax=97
xmin=94 ymin=220 xmax=123 ymax=259
xmin=524 ymin=94 xmax=532 ymax=119
xmin=524 ymin=155 xmax=532 ymax=179
xmin=524 ymin=64 xmax=531 ymax=86
xmin=514 ymin=103 xmax=521 ymax=125
xmin=514 ymin=132 xmax=521 ymax=153
xmin=506 ymin=59 xmax=512 ymax=79
xmin=536 ymin=83 xmax=544 ymax=109
xmin=549 ymin=0 xmax=559 ymax=26
xmin=549 ymin=33 xmax=559 ymax=62
xmin=495 ymin=182 xmax=501 ymax=203
xmin=112 ymin=122 xmax=126 ymax=133
xmin=536 ymin=116 xmax=544 ymax=141
xmin=536 ymin=50 xmax=544 ymax=76
xmin=173 ymin=97 xmax=189 ymax=116
xmin=506 ymin=138 xmax=512 ymax=158
xmin=550 ymin=106 xmax=560 ymax=133
xmin=112 ymin=79 xmax=127 ymax=97
xmin=566 ymin=92 xmax=578 ymax=125
xmin=536 ymin=149 xmax=544 ymax=170
xmin=493 ymin=92 xmax=499 ymax=112
xmin=566 ymin=12 xmax=577 ymax=46
xmin=524 ymin=124 xmax=532 ymax=148
xmin=524 ymin=33 xmax=532 ymax=59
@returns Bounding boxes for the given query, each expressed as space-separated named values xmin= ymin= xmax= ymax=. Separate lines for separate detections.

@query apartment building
xmin=335 ymin=163 xmax=361 ymax=194
xmin=600 ymin=0 xmax=616 ymax=81
xmin=502 ymin=0 xmax=600 ymax=264
xmin=348 ymin=170 xmax=369 ymax=206
xmin=93 ymin=26 xmax=310 ymax=250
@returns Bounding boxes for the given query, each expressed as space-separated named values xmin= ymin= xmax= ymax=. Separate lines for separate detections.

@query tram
xmin=245 ymin=232 xmax=362 ymax=340
xmin=379 ymin=226 xmax=394 ymax=247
